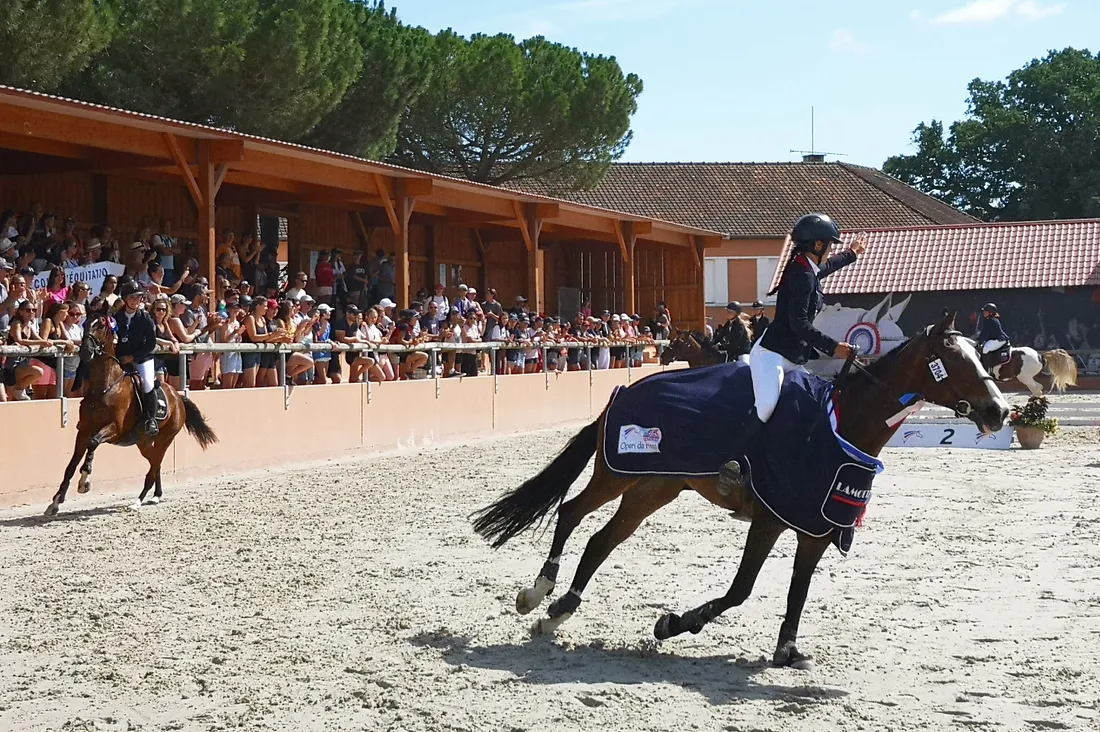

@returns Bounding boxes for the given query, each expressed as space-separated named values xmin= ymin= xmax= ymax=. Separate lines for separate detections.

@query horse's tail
xmin=182 ymin=396 xmax=219 ymax=449
xmin=471 ymin=419 xmax=599 ymax=549
xmin=1041 ymin=349 xmax=1078 ymax=391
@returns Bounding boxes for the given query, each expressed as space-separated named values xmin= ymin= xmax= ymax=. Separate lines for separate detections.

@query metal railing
xmin=0 ymin=339 xmax=672 ymax=423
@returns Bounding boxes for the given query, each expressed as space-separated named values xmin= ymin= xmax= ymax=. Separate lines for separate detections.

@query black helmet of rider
xmin=726 ymin=301 xmax=742 ymax=313
xmin=752 ymin=300 xmax=764 ymax=309
xmin=119 ymin=281 xmax=143 ymax=299
xmin=981 ymin=302 xmax=997 ymax=314
xmin=791 ymin=213 xmax=842 ymax=252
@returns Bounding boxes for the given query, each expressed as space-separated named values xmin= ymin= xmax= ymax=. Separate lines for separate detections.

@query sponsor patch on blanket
xmin=617 ymin=425 xmax=662 ymax=454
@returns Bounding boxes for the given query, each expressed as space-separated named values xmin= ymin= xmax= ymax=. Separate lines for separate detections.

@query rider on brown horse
xmin=713 ymin=302 xmax=752 ymax=363
xmin=114 ymin=281 xmax=161 ymax=437
xmin=718 ymin=214 xmax=866 ymax=497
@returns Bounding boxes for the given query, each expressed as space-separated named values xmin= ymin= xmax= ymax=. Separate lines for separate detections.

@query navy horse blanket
xmin=602 ymin=362 xmax=884 ymax=555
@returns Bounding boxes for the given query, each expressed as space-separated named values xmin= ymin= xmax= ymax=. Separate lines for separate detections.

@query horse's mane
xmin=837 ymin=329 xmax=923 ymax=388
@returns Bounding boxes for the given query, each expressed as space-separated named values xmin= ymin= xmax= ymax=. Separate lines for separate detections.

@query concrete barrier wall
xmin=2 ymin=364 xmax=677 ymax=508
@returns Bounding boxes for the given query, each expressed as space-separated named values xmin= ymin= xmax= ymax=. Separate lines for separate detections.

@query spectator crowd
xmin=1 ymin=203 xmax=669 ymax=402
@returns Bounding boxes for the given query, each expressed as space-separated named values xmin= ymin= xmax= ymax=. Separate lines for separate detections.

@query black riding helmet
xmin=981 ymin=302 xmax=997 ymax=313
xmin=726 ymin=301 xmax=742 ymax=313
xmin=791 ymin=213 xmax=843 ymax=252
xmin=119 ymin=281 xmax=143 ymax=299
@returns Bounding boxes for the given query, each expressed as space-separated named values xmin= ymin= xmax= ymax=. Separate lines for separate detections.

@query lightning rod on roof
xmin=789 ymin=106 xmax=847 ymax=163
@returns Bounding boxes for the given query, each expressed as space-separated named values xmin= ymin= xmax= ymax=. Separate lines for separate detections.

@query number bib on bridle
xmin=602 ymin=362 xmax=884 ymax=555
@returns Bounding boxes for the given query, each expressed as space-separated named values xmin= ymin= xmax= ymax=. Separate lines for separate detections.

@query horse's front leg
xmin=76 ymin=423 xmax=120 ymax=496
xmin=654 ymin=514 xmax=785 ymax=639
xmin=47 ymin=425 xmax=93 ymax=515
xmin=772 ymin=532 xmax=830 ymax=670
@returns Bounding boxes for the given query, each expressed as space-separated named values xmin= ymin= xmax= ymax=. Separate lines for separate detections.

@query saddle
xmin=980 ymin=344 xmax=1011 ymax=370
xmin=123 ymin=369 xmax=169 ymax=423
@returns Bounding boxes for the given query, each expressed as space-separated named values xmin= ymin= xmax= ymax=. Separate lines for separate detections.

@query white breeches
xmin=135 ymin=359 xmax=155 ymax=393
xmin=982 ymin=339 xmax=1007 ymax=353
xmin=748 ymin=340 xmax=806 ymax=423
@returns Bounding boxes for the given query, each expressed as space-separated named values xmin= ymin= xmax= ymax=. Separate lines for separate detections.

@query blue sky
xmin=393 ymin=0 xmax=1096 ymax=168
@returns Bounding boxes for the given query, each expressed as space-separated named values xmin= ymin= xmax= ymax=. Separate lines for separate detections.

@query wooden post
xmin=395 ymin=179 xmax=414 ymax=309
xmin=514 ymin=202 xmax=544 ymax=313
xmin=616 ymin=221 xmax=637 ymax=316
xmin=428 ymin=223 xmax=439 ymax=290
xmin=197 ymin=141 xmax=216 ymax=308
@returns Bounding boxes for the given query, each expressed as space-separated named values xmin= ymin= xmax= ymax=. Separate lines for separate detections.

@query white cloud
xmin=929 ymin=0 xmax=1066 ymax=25
xmin=829 ymin=28 xmax=871 ymax=55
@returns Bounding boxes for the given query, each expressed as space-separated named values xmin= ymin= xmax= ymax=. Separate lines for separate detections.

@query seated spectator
xmin=5 ymin=298 xmax=68 ymax=399
xmin=43 ymin=265 xmax=69 ymax=306
xmin=273 ymin=299 xmax=314 ymax=385
xmin=40 ymin=301 xmax=81 ymax=396
xmin=332 ymin=305 xmax=376 ymax=384
xmin=150 ymin=296 xmax=182 ymax=390
xmin=360 ymin=306 xmax=390 ymax=382
xmin=388 ymin=309 xmax=429 ymax=379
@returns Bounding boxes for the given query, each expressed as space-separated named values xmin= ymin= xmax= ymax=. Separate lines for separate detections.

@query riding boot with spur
xmin=141 ymin=387 xmax=160 ymax=438
xmin=716 ymin=409 xmax=766 ymax=498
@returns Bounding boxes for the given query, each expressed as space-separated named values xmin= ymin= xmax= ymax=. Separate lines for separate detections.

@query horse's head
xmin=81 ymin=312 xmax=118 ymax=361
xmin=660 ymin=331 xmax=686 ymax=365
xmin=897 ymin=311 xmax=1010 ymax=433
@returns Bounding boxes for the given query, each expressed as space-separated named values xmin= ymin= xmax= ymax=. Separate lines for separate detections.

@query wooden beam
xmin=163 ymin=133 xmax=202 ymax=208
xmin=395 ymin=179 xmax=416 ymax=309
xmin=619 ymin=221 xmax=637 ymax=316
xmin=212 ymin=163 xmax=229 ymax=198
xmin=399 ymin=177 xmax=434 ymax=197
xmin=373 ymin=173 xmax=401 ymax=235
xmin=206 ymin=139 xmax=245 ymax=163
xmin=513 ymin=200 xmax=534 ymax=252
xmin=533 ymin=202 xmax=560 ymax=219
xmin=350 ymin=211 xmax=370 ymax=250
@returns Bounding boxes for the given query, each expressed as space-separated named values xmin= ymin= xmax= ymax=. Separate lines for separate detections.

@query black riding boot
xmin=716 ymin=409 xmax=766 ymax=497
xmin=141 ymin=386 xmax=160 ymax=438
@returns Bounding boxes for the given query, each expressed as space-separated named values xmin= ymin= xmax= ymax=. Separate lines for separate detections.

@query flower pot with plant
xmin=1009 ymin=395 xmax=1058 ymax=449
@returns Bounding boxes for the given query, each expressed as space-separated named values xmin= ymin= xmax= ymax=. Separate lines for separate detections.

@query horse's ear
xmin=931 ymin=310 xmax=957 ymax=335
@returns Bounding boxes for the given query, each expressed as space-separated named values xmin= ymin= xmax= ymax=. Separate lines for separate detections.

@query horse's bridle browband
xmin=844 ymin=329 xmax=996 ymax=420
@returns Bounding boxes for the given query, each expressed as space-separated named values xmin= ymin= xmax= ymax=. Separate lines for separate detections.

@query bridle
xmin=81 ymin=317 xmax=128 ymax=394
xmin=840 ymin=329 xmax=997 ymax=420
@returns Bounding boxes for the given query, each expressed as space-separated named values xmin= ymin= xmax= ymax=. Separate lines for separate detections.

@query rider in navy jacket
xmin=759 ymin=248 xmax=856 ymax=364
xmin=717 ymin=214 xmax=865 ymax=497
xmin=114 ymin=281 xmax=161 ymax=436
xmin=976 ymin=303 xmax=1010 ymax=369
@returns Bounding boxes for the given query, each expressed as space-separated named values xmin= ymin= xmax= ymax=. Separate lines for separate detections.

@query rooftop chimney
xmin=801 ymin=153 xmax=826 ymax=163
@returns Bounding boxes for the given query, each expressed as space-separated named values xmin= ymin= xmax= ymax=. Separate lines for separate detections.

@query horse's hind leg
xmin=654 ymin=512 xmax=785 ymax=640
xmin=515 ymin=469 xmax=635 ymax=616
xmin=772 ymin=532 xmax=830 ymax=670
xmin=535 ymin=479 xmax=683 ymax=635
xmin=135 ymin=441 xmax=169 ymax=508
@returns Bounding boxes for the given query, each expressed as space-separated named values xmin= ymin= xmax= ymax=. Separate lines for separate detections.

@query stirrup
xmin=716 ymin=459 xmax=745 ymax=498
xmin=144 ymin=419 xmax=160 ymax=437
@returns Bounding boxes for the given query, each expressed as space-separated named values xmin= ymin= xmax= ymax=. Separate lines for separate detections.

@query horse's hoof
xmin=77 ymin=476 xmax=91 ymax=494
xmin=774 ymin=646 xmax=815 ymax=671
xmin=516 ymin=588 xmax=541 ymax=615
xmin=43 ymin=503 xmax=59 ymax=517
xmin=129 ymin=501 xmax=143 ymax=510
xmin=654 ymin=613 xmax=678 ymax=640
xmin=532 ymin=614 xmax=569 ymax=637
xmin=145 ymin=496 xmax=161 ymax=506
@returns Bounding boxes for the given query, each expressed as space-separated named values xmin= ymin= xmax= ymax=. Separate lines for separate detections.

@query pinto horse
xmin=984 ymin=344 xmax=1077 ymax=396
xmin=659 ymin=331 xmax=726 ymax=368
xmin=46 ymin=314 xmax=218 ymax=516
xmin=472 ymin=312 xmax=1009 ymax=670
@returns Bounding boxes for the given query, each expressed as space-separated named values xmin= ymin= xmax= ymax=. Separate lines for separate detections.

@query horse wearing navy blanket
xmin=472 ymin=312 xmax=1010 ymax=670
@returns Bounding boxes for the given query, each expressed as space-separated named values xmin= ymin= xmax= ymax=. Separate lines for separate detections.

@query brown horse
xmin=659 ymin=330 xmax=726 ymax=368
xmin=472 ymin=312 xmax=1009 ymax=670
xmin=46 ymin=314 xmax=218 ymax=516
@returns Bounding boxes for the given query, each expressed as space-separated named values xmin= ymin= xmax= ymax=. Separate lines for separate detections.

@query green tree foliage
xmin=0 ymin=0 xmax=115 ymax=91
xmin=302 ymin=3 xmax=434 ymax=160
xmin=391 ymin=31 xmax=643 ymax=191
xmin=885 ymin=48 xmax=1100 ymax=221
xmin=67 ymin=0 xmax=365 ymax=141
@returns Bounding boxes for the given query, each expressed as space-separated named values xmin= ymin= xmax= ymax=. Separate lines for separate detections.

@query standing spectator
xmin=216 ymin=229 xmax=241 ymax=282
xmin=100 ymin=275 xmax=120 ymax=309
xmin=183 ymin=288 xmax=220 ymax=390
xmin=361 ymin=306 xmax=391 ymax=381
xmin=314 ymin=251 xmax=335 ymax=304
xmin=374 ymin=249 xmax=396 ymax=305
xmin=430 ymin=283 xmax=449 ymax=319
xmin=216 ymin=299 xmax=245 ymax=389
xmin=152 ymin=219 xmax=178 ymax=284
xmin=311 ymin=303 xmax=335 ymax=385
xmin=286 ymin=271 xmax=309 ymax=301
xmin=43 ymin=266 xmax=69 ymax=306
xmin=348 ymin=252 xmax=369 ymax=309
xmin=238 ymin=230 xmax=261 ymax=286
xmin=331 ymin=249 xmax=348 ymax=307
xmin=151 ymin=296 xmax=182 ymax=390
xmin=273 ymin=300 xmax=314 ymax=385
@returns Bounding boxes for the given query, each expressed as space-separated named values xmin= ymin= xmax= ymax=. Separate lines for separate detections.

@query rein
xmin=839 ymin=330 xmax=997 ymax=424
xmin=82 ymin=329 xmax=129 ymax=396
